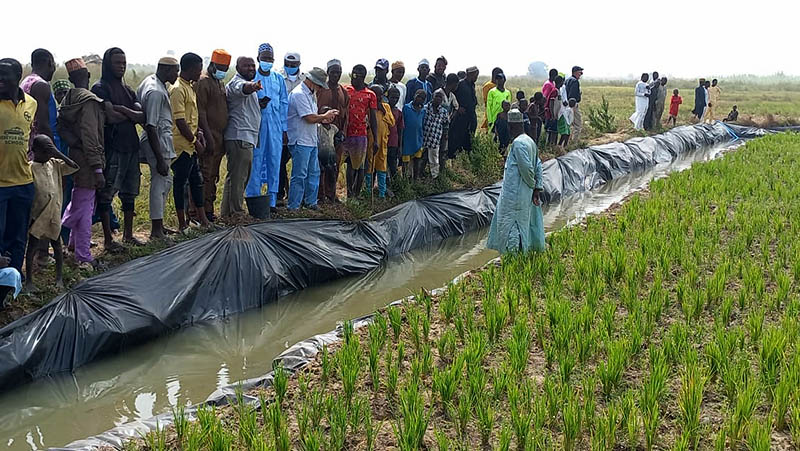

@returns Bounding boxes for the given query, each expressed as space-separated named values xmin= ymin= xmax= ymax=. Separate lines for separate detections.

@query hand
xmin=0 ymin=256 xmax=9 ymax=268
xmin=532 ymin=189 xmax=542 ymax=206
xmin=93 ymin=171 xmax=106 ymax=190
xmin=259 ymin=96 xmax=270 ymax=109
xmin=282 ymin=132 xmax=288 ymax=146
xmin=156 ymin=157 xmax=169 ymax=177
xmin=194 ymin=139 xmax=206 ymax=154
xmin=457 ymin=106 xmax=466 ymax=114
xmin=323 ymin=109 xmax=338 ymax=123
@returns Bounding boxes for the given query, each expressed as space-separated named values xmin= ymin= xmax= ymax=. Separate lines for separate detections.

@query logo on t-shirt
xmin=2 ymin=126 xmax=26 ymax=147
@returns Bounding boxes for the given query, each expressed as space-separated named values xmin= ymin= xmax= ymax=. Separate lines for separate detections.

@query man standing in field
xmin=20 ymin=49 xmax=62 ymax=152
xmin=389 ymin=61 xmax=406 ymax=110
xmin=58 ymin=58 xmax=106 ymax=269
xmin=248 ymin=44 xmax=288 ymax=213
xmin=137 ymin=57 xmax=179 ymax=241
xmin=92 ymin=47 xmax=145 ymax=251
xmin=0 ymin=58 xmax=38 ymax=272
xmin=344 ymin=64 xmax=378 ymax=198
xmin=371 ymin=59 xmax=391 ymax=93
xmin=221 ymin=57 xmax=262 ymax=217
xmin=405 ymin=59 xmax=433 ymax=104
xmin=565 ymin=66 xmax=583 ymax=141
xmin=196 ymin=49 xmax=230 ymax=221
xmin=316 ymin=59 xmax=350 ymax=203
xmin=278 ymin=52 xmax=304 ymax=203
xmin=427 ymin=56 xmax=448 ymax=92
xmin=692 ymin=78 xmax=706 ymax=120
xmin=482 ymin=67 xmax=502 ymax=130
xmin=644 ymin=71 xmax=660 ymax=131
xmin=170 ymin=53 xmax=212 ymax=231
xmin=704 ymin=79 xmax=721 ymax=124
xmin=450 ymin=66 xmax=479 ymax=157
xmin=655 ymin=77 xmax=668 ymax=125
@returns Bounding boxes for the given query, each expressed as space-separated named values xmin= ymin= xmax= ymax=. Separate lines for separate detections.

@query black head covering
xmin=96 ymin=47 xmax=135 ymax=107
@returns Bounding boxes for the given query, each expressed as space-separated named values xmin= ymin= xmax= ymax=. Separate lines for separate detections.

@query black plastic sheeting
xmin=0 ymin=122 xmax=739 ymax=399
xmin=54 ymin=121 xmax=761 ymax=449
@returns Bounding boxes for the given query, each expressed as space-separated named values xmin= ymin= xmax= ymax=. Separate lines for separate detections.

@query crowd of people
xmin=0 ymin=46 xmax=593 ymax=302
xmin=631 ymin=74 xmax=737 ymax=131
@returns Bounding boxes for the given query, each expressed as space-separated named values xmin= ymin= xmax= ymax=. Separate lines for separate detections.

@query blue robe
xmin=247 ymin=70 xmax=288 ymax=206
xmin=487 ymin=134 xmax=545 ymax=254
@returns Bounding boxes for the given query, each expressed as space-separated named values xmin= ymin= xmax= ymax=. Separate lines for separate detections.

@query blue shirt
xmin=405 ymin=78 xmax=432 ymax=104
xmin=287 ymin=82 xmax=318 ymax=147
xmin=402 ymin=102 xmax=426 ymax=156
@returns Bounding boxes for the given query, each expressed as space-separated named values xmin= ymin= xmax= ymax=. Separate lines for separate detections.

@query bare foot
xmin=55 ymin=280 xmax=64 ymax=289
xmin=23 ymin=282 xmax=38 ymax=294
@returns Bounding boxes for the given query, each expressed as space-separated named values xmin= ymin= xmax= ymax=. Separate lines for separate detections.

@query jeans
xmin=171 ymin=152 xmax=204 ymax=211
xmin=0 ymin=183 xmax=35 ymax=271
xmin=288 ymin=145 xmax=320 ymax=210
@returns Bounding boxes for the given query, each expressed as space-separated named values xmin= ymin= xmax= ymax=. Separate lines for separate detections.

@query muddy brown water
xmin=0 ymin=144 xmax=732 ymax=450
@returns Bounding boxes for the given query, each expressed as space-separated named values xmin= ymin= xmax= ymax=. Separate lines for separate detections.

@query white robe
xmin=630 ymin=81 xmax=650 ymax=130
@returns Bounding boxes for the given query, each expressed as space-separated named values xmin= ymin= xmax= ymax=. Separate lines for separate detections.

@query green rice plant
xmin=433 ymin=354 xmax=463 ymax=407
xmin=349 ymin=396 xmax=368 ymax=436
xmin=143 ymin=422 xmax=167 ymax=451
xmin=507 ymin=315 xmax=531 ymax=375
xmin=338 ymin=338 xmax=362 ymax=404
xmin=483 ymin=295 xmax=508 ymax=344
xmin=672 ymin=432 xmax=690 ymax=451
xmin=772 ymin=373 xmax=792 ymax=430
xmin=677 ymin=360 xmax=707 ymax=448
xmin=171 ymin=403 xmax=189 ymax=442
xmin=342 ymin=319 xmax=355 ymax=344
xmin=720 ymin=354 xmax=750 ymax=404
xmin=600 ymin=300 xmax=616 ymax=337
xmin=745 ymin=418 xmax=771 ymax=451
xmin=388 ymin=305 xmax=403 ymax=341
xmin=494 ymin=423 xmax=512 ymax=451
xmin=326 ymin=395 xmax=348 ymax=451
xmin=273 ymin=362 xmax=288 ymax=404
xmin=504 ymin=285 xmax=520 ymax=321
xmin=387 ymin=357 xmax=399 ymax=401
xmin=320 ymin=344 xmax=332 ymax=384
xmin=791 ymin=396 xmax=800 ymax=448
xmin=597 ymin=338 xmax=627 ymax=397
xmin=664 ymin=322 xmax=689 ymax=367
xmin=407 ymin=304 xmax=423 ymax=351
xmin=299 ymin=427 xmax=324 ymax=451
xmin=562 ymin=388 xmax=583 ymax=451
xmin=368 ymin=314 xmax=387 ymax=353
xmin=196 ymin=403 xmax=217 ymax=435
xmin=543 ymin=376 xmax=561 ymax=424
xmin=474 ymin=395 xmax=496 ymax=448
xmin=393 ymin=378 xmax=432 ymax=451
xmin=234 ymin=392 xmax=260 ymax=448
xmin=182 ymin=423 xmax=206 ymax=451
xmin=206 ymin=420 xmax=235 ymax=451
xmin=641 ymin=401 xmax=659 ymax=451
xmin=727 ymin=376 xmax=760 ymax=445
xmin=418 ymin=290 xmax=433 ymax=319
xmin=747 ymin=307 xmax=765 ymax=347
xmin=713 ymin=425 xmax=728 ymax=451
xmin=619 ymin=391 xmax=638 ymax=448
xmin=421 ymin=343 xmax=433 ymax=376
xmin=582 ymin=373 xmax=598 ymax=430
xmin=464 ymin=331 xmax=488 ymax=373
xmin=440 ymin=286 xmax=460 ymax=324
xmin=397 ymin=339 xmax=405 ymax=365
xmin=437 ymin=328 xmax=457 ymax=362
xmin=558 ymin=350 xmax=576 ymax=383
xmin=491 ymin=364 xmax=511 ymax=401
xmin=759 ymin=325 xmax=787 ymax=394
xmin=640 ymin=347 xmax=668 ymax=414
xmin=719 ymin=294 xmax=734 ymax=327
xmin=510 ymin=391 xmax=534 ymax=450
xmin=369 ymin=331 xmax=381 ymax=391
xmin=450 ymin=391 xmax=471 ymax=440
xmin=364 ymin=401 xmax=383 ymax=451
xmin=435 ymin=428 xmax=450 ymax=451
xmin=594 ymin=403 xmax=619 ymax=451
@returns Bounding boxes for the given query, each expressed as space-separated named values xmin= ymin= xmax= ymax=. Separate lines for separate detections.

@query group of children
xmin=664 ymin=89 xmax=737 ymax=127
xmin=485 ymin=72 xmax=578 ymax=153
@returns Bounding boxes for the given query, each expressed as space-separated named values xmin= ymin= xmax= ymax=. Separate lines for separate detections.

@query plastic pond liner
xmin=0 ymin=123 xmax=752 ymax=396
xmin=19 ymin=122 xmax=784 ymax=449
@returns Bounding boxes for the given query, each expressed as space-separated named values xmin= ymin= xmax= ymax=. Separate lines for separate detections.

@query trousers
xmin=288 ymin=145 xmax=320 ymax=210
xmin=221 ymin=140 xmax=254 ymax=216
xmin=61 ymin=187 xmax=95 ymax=263
xmin=0 ymin=183 xmax=34 ymax=271
xmin=171 ymin=152 xmax=204 ymax=211
xmin=146 ymin=157 xmax=174 ymax=221
xmin=198 ymin=129 xmax=225 ymax=214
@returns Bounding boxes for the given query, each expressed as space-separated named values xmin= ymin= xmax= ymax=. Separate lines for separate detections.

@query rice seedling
xmin=759 ymin=325 xmax=786 ymax=395
xmin=745 ymin=418 xmax=771 ymax=451
xmin=407 ymin=304 xmax=423 ymax=351
xmin=562 ymin=387 xmax=583 ymax=451
xmin=349 ymin=396 xmax=368 ymax=436
xmin=388 ymin=305 xmax=403 ymax=341
xmin=491 ymin=364 xmax=511 ymax=401
xmin=437 ymin=328 xmax=457 ymax=362
xmin=320 ymin=344 xmax=332 ymax=384
xmin=299 ymin=427 xmax=324 ymax=451
xmin=475 ymin=395 xmax=496 ymax=448
xmin=434 ymin=354 xmax=463 ymax=407
xmin=597 ymin=337 xmax=627 ymax=397
xmin=771 ymin=373 xmax=792 ymax=430
xmin=369 ymin=331 xmax=381 ymax=391
xmin=394 ymin=378 xmax=432 ymax=451
xmin=364 ymin=402 xmax=383 ymax=451
xmin=338 ymin=336 xmax=362 ymax=404
xmin=727 ymin=376 xmax=760 ymax=445
xmin=273 ymin=362 xmax=288 ymax=404
xmin=143 ymin=422 xmax=167 ymax=451
xmin=677 ymin=360 xmax=707 ymax=448
xmin=326 ymin=394 xmax=348 ymax=451
xmin=387 ymin=353 xmax=399 ymax=401
xmin=171 ymin=403 xmax=189 ymax=443
xmin=619 ymin=391 xmax=638 ymax=448
xmin=791 ymin=397 xmax=800 ymax=448
xmin=507 ymin=316 xmax=531 ymax=375
xmin=435 ymin=428 xmax=450 ymax=451
xmin=234 ymin=390 xmax=260 ymax=448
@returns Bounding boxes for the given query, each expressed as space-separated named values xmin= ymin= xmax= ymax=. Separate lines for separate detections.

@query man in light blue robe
xmin=488 ymin=108 xmax=546 ymax=254
xmin=247 ymin=43 xmax=288 ymax=210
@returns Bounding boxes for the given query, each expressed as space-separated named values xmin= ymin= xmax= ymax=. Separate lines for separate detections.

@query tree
xmin=527 ymin=62 xmax=549 ymax=79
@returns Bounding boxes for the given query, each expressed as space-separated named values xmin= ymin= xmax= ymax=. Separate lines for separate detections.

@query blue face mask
xmin=285 ymin=66 xmax=299 ymax=76
xmin=213 ymin=68 xmax=227 ymax=80
xmin=259 ymin=61 xmax=273 ymax=72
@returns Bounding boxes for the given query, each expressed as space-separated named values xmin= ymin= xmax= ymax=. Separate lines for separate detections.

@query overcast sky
xmin=5 ymin=0 xmax=795 ymax=79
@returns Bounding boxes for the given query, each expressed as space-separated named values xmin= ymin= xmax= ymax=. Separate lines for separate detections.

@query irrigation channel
xmin=0 ymin=140 xmax=740 ymax=450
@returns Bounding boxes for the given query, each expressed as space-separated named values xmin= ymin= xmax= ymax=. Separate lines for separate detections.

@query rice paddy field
xmin=123 ymin=131 xmax=800 ymax=450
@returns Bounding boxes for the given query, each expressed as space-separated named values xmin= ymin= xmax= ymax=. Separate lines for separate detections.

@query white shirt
xmin=391 ymin=81 xmax=406 ymax=110
xmin=287 ymin=82 xmax=318 ymax=147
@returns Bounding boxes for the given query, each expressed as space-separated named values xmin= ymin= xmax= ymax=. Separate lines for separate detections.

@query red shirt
xmin=344 ymin=85 xmax=377 ymax=137
xmin=669 ymin=95 xmax=683 ymax=117
xmin=388 ymin=107 xmax=404 ymax=147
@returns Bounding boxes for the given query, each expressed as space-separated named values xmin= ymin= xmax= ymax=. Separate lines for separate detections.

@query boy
xmin=512 ymin=90 xmax=526 ymax=109
xmin=528 ymin=92 xmax=545 ymax=143
xmin=26 ymin=137 xmax=78 ymax=289
xmin=667 ymin=89 xmax=682 ymax=127
xmin=386 ymin=87 xmax=405 ymax=180
xmin=366 ymin=85 xmax=396 ymax=197
xmin=486 ymin=73 xmax=512 ymax=131
xmin=494 ymin=100 xmax=511 ymax=152
xmin=723 ymin=105 xmax=739 ymax=123
xmin=558 ymin=98 xmax=576 ymax=147
xmin=518 ymin=98 xmax=531 ymax=136
xmin=317 ymin=106 xmax=339 ymax=203
xmin=402 ymin=89 xmax=427 ymax=179
xmin=422 ymin=89 xmax=449 ymax=179
xmin=544 ymin=76 xmax=565 ymax=145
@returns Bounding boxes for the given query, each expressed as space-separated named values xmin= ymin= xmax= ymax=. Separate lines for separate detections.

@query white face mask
xmin=287 ymin=73 xmax=298 ymax=81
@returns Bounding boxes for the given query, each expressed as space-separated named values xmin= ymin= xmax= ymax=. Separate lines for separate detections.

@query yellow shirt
xmin=0 ymin=92 xmax=37 ymax=187
xmin=170 ymin=78 xmax=199 ymax=155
